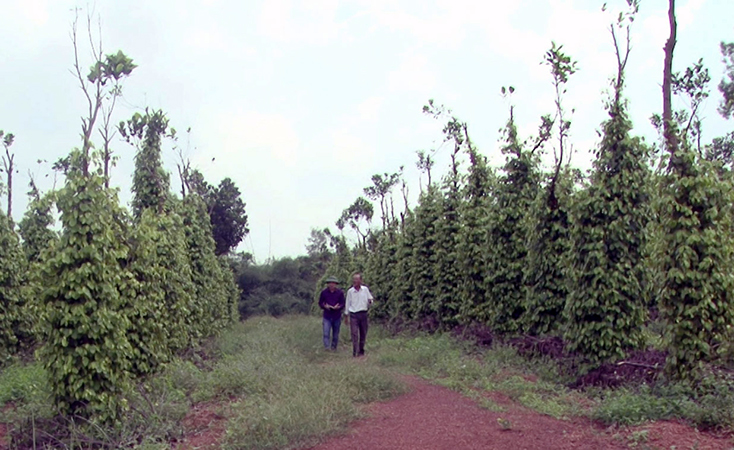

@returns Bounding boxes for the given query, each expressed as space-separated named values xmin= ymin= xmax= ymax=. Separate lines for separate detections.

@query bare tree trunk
xmin=99 ymin=91 xmax=119 ymax=188
xmin=3 ymin=151 xmax=12 ymax=218
xmin=72 ymin=10 xmax=105 ymax=176
xmin=663 ymin=0 xmax=678 ymax=161
xmin=401 ymin=180 xmax=409 ymax=213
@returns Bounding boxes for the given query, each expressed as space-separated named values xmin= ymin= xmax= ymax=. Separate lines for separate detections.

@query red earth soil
xmin=306 ymin=376 xmax=733 ymax=450
xmin=175 ymin=401 xmax=228 ymax=450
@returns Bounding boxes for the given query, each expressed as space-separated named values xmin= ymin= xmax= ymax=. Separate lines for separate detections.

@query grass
xmin=0 ymin=316 xmax=407 ymax=449
xmin=214 ymin=317 xmax=406 ymax=450
xmin=367 ymin=331 xmax=584 ymax=420
xmin=1 ymin=315 xmax=733 ymax=448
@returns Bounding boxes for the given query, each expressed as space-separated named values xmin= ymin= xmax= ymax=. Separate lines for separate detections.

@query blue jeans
xmin=323 ymin=316 xmax=341 ymax=350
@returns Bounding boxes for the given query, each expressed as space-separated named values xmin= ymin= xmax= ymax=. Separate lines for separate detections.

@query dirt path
xmin=306 ymin=376 xmax=733 ymax=450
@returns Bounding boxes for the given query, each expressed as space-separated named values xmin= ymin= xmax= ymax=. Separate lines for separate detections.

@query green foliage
xmin=717 ymin=41 xmax=734 ymax=119
xmin=182 ymin=193 xmax=232 ymax=336
xmin=524 ymin=43 xmax=576 ymax=336
xmin=432 ymin=176 xmax=462 ymax=328
xmin=0 ymin=212 xmax=32 ymax=355
xmin=40 ymin=158 xmax=133 ymax=421
xmin=336 ymin=196 xmax=374 ymax=247
xmin=87 ymin=50 xmax=137 ymax=84
xmin=220 ymin=257 xmax=241 ymax=323
xmin=18 ymin=183 xmax=57 ymax=264
xmin=523 ymin=171 xmax=572 ymax=335
xmin=235 ymin=254 xmax=324 ymax=318
xmin=481 ymin=113 xmax=539 ymax=333
xmin=385 ymin=214 xmax=416 ymax=323
xmin=406 ymin=187 xmax=441 ymax=325
xmin=209 ymin=177 xmax=249 ymax=256
xmin=364 ymin=228 xmax=399 ymax=321
xmin=457 ymin=148 xmax=493 ymax=325
xmin=128 ymin=210 xmax=184 ymax=374
xmin=121 ymin=109 xmax=172 ymax=217
xmin=657 ymin=152 xmax=734 ymax=378
xmin=593 ymin=372 xmax=734 ymax=430
xmin=565 ymin=99 xmax=650 ymax=366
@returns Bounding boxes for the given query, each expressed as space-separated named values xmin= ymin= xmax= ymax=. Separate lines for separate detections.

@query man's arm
xmin=318 ymin=290 xmax=328 ymax=310
xmin=366 ymin=286 xmax=374 ymax=305
xmin=344 ymin=289 xmax=351 ymax=315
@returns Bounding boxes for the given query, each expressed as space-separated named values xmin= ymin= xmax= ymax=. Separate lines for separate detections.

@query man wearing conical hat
xmin=319 ymin=276 xmax=345 ymax=351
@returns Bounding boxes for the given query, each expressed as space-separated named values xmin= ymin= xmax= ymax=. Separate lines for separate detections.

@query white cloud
xmin=18 ymin=0 xmax=50 ymax=27
xmin=185 ymin=26 xmax=228 ymax=51
xmin=257 ymin=0 xmax=343 ymax=45
xmin=329 ymin=129 xmax=376 ymax=165
xmin=679 ymin=0 xmax=705 ymax=29
xmin=387 ymin=53 xmax=437 ymax=93
xmin=356 ymin=96 xmax=384 ymax=122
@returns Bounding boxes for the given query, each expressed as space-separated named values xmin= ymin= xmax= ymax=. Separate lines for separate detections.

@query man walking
xmin=319 ymin=276 xmax=345 ymax=351
xmin=344 ymin=273 xmax=374 ymax=357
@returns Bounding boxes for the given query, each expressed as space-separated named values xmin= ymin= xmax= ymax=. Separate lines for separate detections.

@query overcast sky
xmin=1 ymin=0 xmax=732 ymax=261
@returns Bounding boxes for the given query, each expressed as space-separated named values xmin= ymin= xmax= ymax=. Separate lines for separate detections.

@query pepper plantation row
xmin=0 ymin=26 xmax=247 ymax=425
xmin=318 ymin=3 xmax=734 ymax=380
xmin=0 ymin=141 xmax=241 ymax=424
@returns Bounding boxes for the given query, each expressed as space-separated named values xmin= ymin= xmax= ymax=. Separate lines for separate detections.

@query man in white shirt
xmin=344 ymin=273 xmax=374 ymax=357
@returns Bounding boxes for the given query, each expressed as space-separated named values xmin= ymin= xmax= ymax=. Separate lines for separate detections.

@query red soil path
xmin=176 ymin=401 xmax=228 ymax=450
xmin=306 ymin=376 xmax=733 ymax=450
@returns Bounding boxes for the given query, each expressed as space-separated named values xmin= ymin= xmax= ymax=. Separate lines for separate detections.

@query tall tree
xmin=364 ymin=171 xmax=401 ymax=229
xmin=209 ymin=178 xmax=249 ymax=256
xmin=336 ymin=197 xmax=374 ymax=248
xmin=415 ymin=150 xmax=435 ymax=192
xmin=657 ymin=0 xmax=734 ymax=378
xmin=71 ymin=10 xmax=135 ymax=176
xmin=565 ymin=1 xmax=650 ymax=366
xmin=481 ymin=105 xmax=540 ymax=333
xmin=524 ymin=43 xmax=576 ymax=336
xmin=457 ymin=125 xmax=494 ymax=325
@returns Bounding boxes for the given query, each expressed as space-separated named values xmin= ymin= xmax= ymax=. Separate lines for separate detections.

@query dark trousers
xmin=322 ymin=316 xmax=341 ymax=350
xmin=349 ymin=311 xmax=368 ymax=356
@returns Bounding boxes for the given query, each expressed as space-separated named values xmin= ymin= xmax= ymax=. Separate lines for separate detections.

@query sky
xmin=1 ymin=0 xmax=733 ymax=261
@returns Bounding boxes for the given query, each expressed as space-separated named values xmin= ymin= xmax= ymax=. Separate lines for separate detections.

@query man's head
xmin=325 ymin=276 xmax=339 ymax=292
xmin=352 ymin=273 xmax=362 ymax=289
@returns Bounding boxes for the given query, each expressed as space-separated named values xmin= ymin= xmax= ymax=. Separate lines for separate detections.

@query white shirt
xmin=345 ymin=285 xmax=374 ymax=314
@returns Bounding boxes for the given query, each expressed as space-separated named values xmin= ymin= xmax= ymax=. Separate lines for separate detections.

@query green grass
xmin=0 ymin=316 xmax=406 ymax=449
xmin=218 ymin=316 xmax=406 ymax=450
xmin=367 ymin=331 xmax=584 ymax=420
